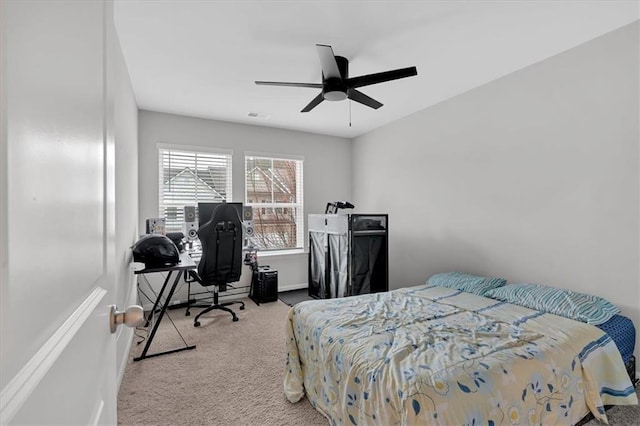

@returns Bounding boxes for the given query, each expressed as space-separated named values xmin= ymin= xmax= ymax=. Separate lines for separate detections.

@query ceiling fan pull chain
xmin=349 ymin=100 xmax=352 ymax=127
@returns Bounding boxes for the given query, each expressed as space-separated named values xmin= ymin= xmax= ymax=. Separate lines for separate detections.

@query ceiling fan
xmin=255 ymin=44 xmax=418 ymax=113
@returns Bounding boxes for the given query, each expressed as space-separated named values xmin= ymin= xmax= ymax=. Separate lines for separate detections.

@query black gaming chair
xmin=186 ymin=203 xmax=245 ymax=326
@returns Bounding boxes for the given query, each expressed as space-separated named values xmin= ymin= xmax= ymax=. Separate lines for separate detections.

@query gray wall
xmin=138 ymin=111 xmax=351 ymax=291
xmin=111 ymin=18 xmax=139 ymax=386
xmin=352 ymin=23 xmax=639 ymax=358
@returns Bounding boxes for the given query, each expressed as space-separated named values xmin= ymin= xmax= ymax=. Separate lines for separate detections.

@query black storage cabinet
xmin=308 ymin=214 xmax=388 ymax=299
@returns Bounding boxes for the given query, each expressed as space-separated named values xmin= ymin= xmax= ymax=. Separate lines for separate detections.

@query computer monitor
xmin=198 ymin=202 xmax=243 ymax=228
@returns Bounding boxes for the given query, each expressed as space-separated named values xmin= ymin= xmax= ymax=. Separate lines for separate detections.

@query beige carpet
xmin=118 ymin=299 xmax=327 ymax=425
xmin=118 ymin=299 xmax=639 ymax=425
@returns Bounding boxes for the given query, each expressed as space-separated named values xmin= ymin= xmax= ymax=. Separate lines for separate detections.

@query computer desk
xmin=133 ymin=252 xmax=197 ymax=361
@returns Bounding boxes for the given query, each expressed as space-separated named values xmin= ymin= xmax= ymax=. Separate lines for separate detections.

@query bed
xmin=284 ymin=284 xmax=637 ymax=425
xmin=595 ymin=314 xmax=636 ymax=372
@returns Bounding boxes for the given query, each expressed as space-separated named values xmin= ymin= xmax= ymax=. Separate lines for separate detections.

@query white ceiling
xmin=114 ymin=1 xmax=638 ymax=139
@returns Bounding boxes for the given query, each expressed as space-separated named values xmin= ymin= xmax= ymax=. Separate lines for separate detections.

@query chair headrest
xmin=199 ymin=203 xmax=241 ymax=235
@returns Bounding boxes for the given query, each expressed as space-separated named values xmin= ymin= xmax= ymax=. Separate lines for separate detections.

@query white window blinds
xmin=159 ymin=146 xmax=232 ymax=232
xmin=245 ymin=155 xmax=303 ymax=250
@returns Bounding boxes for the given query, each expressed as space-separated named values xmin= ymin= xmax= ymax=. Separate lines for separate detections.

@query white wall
xmin=352 ymin=23 xmax=639 ymax=359
xmin=110 ymin=15 xmax=139 ymax=387
xmin=138 ymin=111 xmax=351 ymax=295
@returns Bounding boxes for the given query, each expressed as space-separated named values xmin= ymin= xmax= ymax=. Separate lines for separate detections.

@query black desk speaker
xmin=250 ymin=267 xmax=278 ymax=304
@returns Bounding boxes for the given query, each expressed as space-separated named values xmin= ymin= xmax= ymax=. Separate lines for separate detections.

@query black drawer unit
xmin=250 ymin=266 xmax=278 ymax=305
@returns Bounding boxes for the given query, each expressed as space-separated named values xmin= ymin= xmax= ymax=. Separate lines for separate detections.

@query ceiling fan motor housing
xmin=323 ymin=56 xmax=349 ymax=101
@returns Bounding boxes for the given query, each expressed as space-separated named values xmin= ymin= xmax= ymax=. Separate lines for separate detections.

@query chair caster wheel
xmin=232 ymin=317 xmax=239 ymax=322
xmin=240 ymin=306 xmax=245 ymax=310
xmin=194 ymin=321 xmax=201 ymax=327
xmin=185 ymin=311 xmax=190 ymax=316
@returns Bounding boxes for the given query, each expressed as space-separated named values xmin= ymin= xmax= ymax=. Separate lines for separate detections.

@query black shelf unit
xmin=308 ymin=214 xmax=388 ymax=299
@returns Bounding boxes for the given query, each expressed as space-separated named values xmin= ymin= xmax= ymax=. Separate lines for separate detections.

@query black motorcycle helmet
xmin=132 ymin=234 xmax=180 ymax=268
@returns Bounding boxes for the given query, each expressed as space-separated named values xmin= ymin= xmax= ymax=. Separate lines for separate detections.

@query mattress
xmin=285 ymin=286 xmax=638 ymax=425
xmin=596 ymin=314 xmax=635 ymax=364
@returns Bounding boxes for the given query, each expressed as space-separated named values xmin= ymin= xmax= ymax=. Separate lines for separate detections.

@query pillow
xmin=426 ymin=272 xmax=506 ymax=296
xmin=484 ymin=283 xmax=620 ymax=325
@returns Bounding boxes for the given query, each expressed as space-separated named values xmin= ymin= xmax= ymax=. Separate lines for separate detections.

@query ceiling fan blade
xmin=316 ymin=44 xmax=341 ymax=79
xmin=301 ymin=92 xmax=324 ymax=113
xmin=255 ymin=81 xmax=322 ymax=89
xmin=348 ymin=89 xmax=383 ymax=109
xmin=347 ymin=66 xmax=417 ymax=89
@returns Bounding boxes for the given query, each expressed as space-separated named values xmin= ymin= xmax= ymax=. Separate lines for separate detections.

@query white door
xmin=1 ymin=1 xmax=119 ymax=424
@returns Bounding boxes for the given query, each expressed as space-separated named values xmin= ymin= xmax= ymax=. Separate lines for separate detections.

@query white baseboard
xmin=141 ymin=298 xmax=193 ymax=312
xmin=141 ymin=283 xmax=309 ymax=310
xmin=116 ymin=271 xmax=139 ymax=391
xmin=116 ymin=326 xmax=134 ymax=388
xmin=278 ymin=283 xmax=308 ymax=292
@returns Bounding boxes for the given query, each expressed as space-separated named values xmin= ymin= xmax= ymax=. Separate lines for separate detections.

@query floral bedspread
xmin=284 ymin=285 xmax=637 ymax=425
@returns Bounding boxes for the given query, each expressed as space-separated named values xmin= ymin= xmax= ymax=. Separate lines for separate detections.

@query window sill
xmin=257 ymin=248 xmax=308 ymax=258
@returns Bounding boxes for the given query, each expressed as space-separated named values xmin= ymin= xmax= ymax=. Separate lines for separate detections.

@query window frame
xmin=244 ymin=153 xmax=304 ymax=252
xmin=157 ymin=143 xmax=233 ymax=232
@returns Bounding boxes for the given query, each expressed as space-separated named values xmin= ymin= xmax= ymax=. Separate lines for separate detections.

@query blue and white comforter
xmin=284 ymin=285 xmax=637 ymax=425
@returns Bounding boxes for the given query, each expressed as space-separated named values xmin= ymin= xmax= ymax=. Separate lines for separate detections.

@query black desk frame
xmin=134 ymin=253 xmax=197 ymax=361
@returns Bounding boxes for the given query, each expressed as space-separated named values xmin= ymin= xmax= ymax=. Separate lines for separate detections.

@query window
xmin=245 ymin=155 xmax=303 ymax=250
xmin=159 ymin=145 xmax=232 ymax=232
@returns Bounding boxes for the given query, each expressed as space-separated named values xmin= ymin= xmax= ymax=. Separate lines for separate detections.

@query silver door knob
xmin=109 ymin=305 xmax=144 ymax=333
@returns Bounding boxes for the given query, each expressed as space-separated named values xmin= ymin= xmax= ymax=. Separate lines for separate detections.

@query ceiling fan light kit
xmin=256 ymin=44 xmax=418 ymax=113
